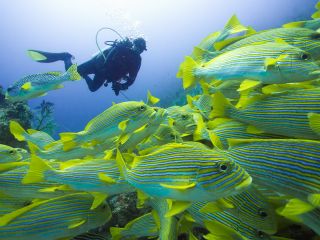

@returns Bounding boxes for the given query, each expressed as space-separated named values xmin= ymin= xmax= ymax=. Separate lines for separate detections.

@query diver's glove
xmin=112 ymin=82 xmax=128 ymax=96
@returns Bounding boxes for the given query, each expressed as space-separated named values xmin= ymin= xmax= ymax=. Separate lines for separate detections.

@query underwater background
xmin=0 ymin=0 xmax=316 ymax=139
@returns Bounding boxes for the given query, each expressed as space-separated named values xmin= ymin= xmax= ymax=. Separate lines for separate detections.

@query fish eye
xmin=171 ymin=134 xmax=175 ymax=139
xmin=139 ymin=105 xmax=146 ymax=111
xmin=300 ymin=53 xmax=310 ymax=60
xmin=218 ymin=161 xmax=231 ymax=173
xmin=153 ymin=108 xmax=158 ymax=112
xmin=259 ymin=209 xmax=269 ymax=218
xmin=311 ymin=32 xmax=320 ymax=39
xmin=181 ymin=115 xmax=187 ymax=120
xmin=24 ymin=200 xmax=32 ymax=206
xmin=102 ymin=204 xmax=107 ymax=210
xmin=255 ymin=230 xmax=267 ymax=239
xmin=9 ymin=150 xmax=14 ymax=154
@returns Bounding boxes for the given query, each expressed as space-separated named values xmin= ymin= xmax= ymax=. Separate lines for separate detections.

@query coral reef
xmin=30 ymin=100 xmax=60 ymax=135
xmin=0 ymin=84 xmax=32 ymax=149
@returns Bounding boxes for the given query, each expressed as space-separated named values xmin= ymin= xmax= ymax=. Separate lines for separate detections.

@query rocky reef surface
xmin=0 ymin=84 xmax=32 ymax=149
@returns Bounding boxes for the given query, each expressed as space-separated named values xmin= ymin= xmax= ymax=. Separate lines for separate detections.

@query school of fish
xmin=2 ymin=3 xmax=320 ymax=240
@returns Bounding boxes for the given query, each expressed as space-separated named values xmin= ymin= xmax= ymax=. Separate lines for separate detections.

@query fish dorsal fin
xmin=21 ymin=82 xmax=32 ymax=91
xmin=193 ymin=46 xmax=219 ymax=66
xmin=209 ymin=132 xmax=224 ymax=150
xmin=44 ymin=71 xmax=62 ymax=76
xmin=312 ymin=10 xmax=320 ymax=19
xmin=26 ymin=129 xmax=38 ymax=135
xmin=27 ymin=141 xmax=41 ymax=154
xmin=44 ymin=140 xmax=61 ymax=150
xmin=165 ymin=200 xmax=192 ymax=217
xmin=223 ymin=14 xmax=247 ymax=36
xmin=237 ymin=79 xmax=262 ymax=92
xmin=176 ymin=62 xmax=184 ymax=78
xmin=199 ymin=31 xmax=221 ymax=45
xmin=214 ymin=35 xmax=247 ymax=51
xmin=160 ymin=182 xmax=196 ymax=190
xmin=245 ymin=25 xmax=257 ymax=35
xmin=227 ymin=138 xmax=253 ymax=148
xmin=112 ymin=102 xmax=116 ymax=106
xmin=146 ymin=90 xmax=159 ymax=106
xmin=283 ymin=21 xmax=307 ymax=28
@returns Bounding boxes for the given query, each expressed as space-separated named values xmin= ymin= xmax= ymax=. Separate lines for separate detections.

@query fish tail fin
xmin=27 ymin=141 xmax=41 ymax=154
xmin=221 ymin=14 xmax=247 ymax=38
xmin=176 ymin=62 xmax=184 ymax=78
xmin=10 ymin=121 xmax=27 ymax=141
xmin=66 ymin=63 xmax=81 ymax=81
xmin=210 ymin=91 xmax=234 ymax=118
xmin=201 ymin=82 xmax=213 ymax=95
xmin=109 ymin=227 xmax=124 ymax=240
xmin=22 ymin=155 xmax=54 ymax=184
xmin=312 ymin=10 xmax=320 ymax=19
xmin=146 ymin=90 xmax=160 ymax=106
xmin=115 ymin=148 xmax=128 ymax=180
xmin=183 ymin=56 xmax=198 ymax=90
xmin=193 ymin=117 xmax=205 ymax=141
xmin=59 ymin=132 xmax=78 ymax=151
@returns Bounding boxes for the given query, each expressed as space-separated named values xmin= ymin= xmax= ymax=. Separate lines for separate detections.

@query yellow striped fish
xmin=145 ymin=197 xmax=179 ymax=240
xmin=22 ymin=156 xmax=136 ymax=195
xmin=183 ymin=42 xmax=320 ymax=92
xmin=187 ymin=94 xmax=213 ymax=120
xmin=150 ymin=124 xmax=183 ymax=145
xmin=0 ymin=166 xmax=79 ymax=199
xmin=110 ymin=212 xmax=159 ymax=240
xmin=162 ymin=106 xmax=197 ymax=134
xmin=210 ymin=89 xmax=320 ymax=140
xmin=60 ymin=101 xmax=157 ymax=151
xmin=10 ymin=121 xmax=55 ymax=150
xmin=211 ymin=135 xmax=320 ymax=209
xmin=0 ymin=144 xmax=22 ymax=163
xmin=214 ymin=27 xmax=320 ymax=61
xmin=0 ymin=193 xmax=111 ymax=240
xmin=116 ymin=144 xmax=252 ymax=202
xmin=27 ymin=136 xmax=118 ymax=162
xmin=0 ymin=195 xmax=33 ymax=216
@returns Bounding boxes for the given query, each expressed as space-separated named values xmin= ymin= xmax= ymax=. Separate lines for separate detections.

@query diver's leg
xmin=26 ymin=50 xmax=74 ymax=64
xmin=84 ymin=74 xmax=105 ymax=92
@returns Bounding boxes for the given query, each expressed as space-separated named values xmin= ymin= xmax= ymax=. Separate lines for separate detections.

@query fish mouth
xmin=234 ymin=175 xmax=252 ymax=192
xmin=148 ymin=111 xmax=157 ymax=119
xmin=308 ymin=70 xmax=320 ymax=76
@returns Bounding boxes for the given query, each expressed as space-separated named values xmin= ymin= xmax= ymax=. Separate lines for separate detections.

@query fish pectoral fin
xmin=99 ymin=173 xmax=116 ymax=186
xmin=200 ymin=202 xmax=224 ymax=214
xmin=89 ymin=192 xmax=108 ymax=210
xmin=246 ymin=125 xmax=264 ymax=134
xmin=204 ymin=219 xmax=246 ymax=240
xmin=160 ymin=182 xmax=197 ymax=190
xmin=308 ymin=193 xmax=320 ymax=207
xmin=118 ymin=119 xmax=130 ymax=131
xmin=54 ymin=85 xmax=64 ymax=90
xmin=68 ymin=218 xmax=86 ymax=228
xmin=165 ymin=200 xmax=192 ymax=217
xmin=21 ymin=82 xmax=32 ymax=91
xmin=117 ymin=133 xmax=131 ymax=144
xmin=215 ymin=198 xmax=235 ymax=208
xmin=237 ymin=79 xmax=262 ymax=92
xmin=55 ymin=237 xmax=73 ymax=240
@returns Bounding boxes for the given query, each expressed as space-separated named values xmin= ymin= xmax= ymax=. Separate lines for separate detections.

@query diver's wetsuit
xmin=65 ymin=45 xmax=141 ymax=92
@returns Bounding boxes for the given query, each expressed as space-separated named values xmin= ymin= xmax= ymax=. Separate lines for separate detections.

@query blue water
xmin=0 ymin=0 xmax=316 ymax=139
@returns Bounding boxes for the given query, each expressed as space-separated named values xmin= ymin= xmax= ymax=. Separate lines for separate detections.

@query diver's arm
xmin=125 ymin=56 xmax=141 ymax=88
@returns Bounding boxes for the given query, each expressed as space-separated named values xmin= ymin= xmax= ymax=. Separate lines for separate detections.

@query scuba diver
xmin=26 ymin=37 xmax=147 ymax=96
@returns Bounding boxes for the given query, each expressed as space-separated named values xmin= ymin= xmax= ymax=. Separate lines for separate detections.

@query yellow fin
xmin=200 ymin=82 xmax=210 ymax=95
xmin=22 ymin=155 xmax=54 ymax=184
xmin=216 ymin=198 xmax=235 ymax=208
xmin=240 ymin=94 xmax=266 ymax=109
xmin=223 ymin=14 xmax=247 ymax=35
xmin=90 ymin=192 xmax=108 ymax=210
xmin=193 ymin=116 xmax=205 ymax=141
xmin=68 ymin=219 xmax=86 ymax=228
xmin=115 ymin=148 xmax=127 ymax=179
xmin=110 ymin=227 xmax=124 ymax=240
xmin=27 ymin=141 xmax=41 ymax=154
xmin=312 ymin=10 xmax=320 ymax=19
xmin=237 ymin=79 xmax=262 ymax=92
xmin=176 ymin=62 xmax=184 ymax=78
xmin=21 ymin=82 xmax=32 ymax=91
xmin=187 ymin=94 xmax=194 ymax=109
xmin=59 ymin=132 xmax=78 ymax=151
xmin=207 ymin=118 xmax=233 ymax=129
xmin=117 ymin=132 xmax=131 ymax=144
xmin=10 ymin=121 xmax=27 ymax=141
xmin=99 ymin=173 xmax=116 ymax=186
xmin=165 ymin=200 xmax=192 ymax=217
xmin=204 ymin=219 xmax=246 ymax=240
xmin=189 ymin=230 xmax=198 ymax=240
xmin=141 ymin=134 xmax=152 ymax=144
xmin=44 ymin=140 xmax=60 ymax=150
xmin=183 ymin=56 xmax=198 ymax=90
xmin=308 ymin=193 xmax=320 ymax=207
xmin=54 ymin=85 xmax=64 ymax=90
xmin=214 ymin=35 xmax=247 ymax=51
xmin=276 ymin=198 xmax=315 ymax=216
xmin=200 ymin=201 xmax=223 ymax=214
xmin=264 ymin=54 xmax=289 ymax=70
xmin=146 ymin=90 xmax=159 ymax=106
xmin=66 ymin=63 xmax=81 ymax=81
xmin=308 ymin=112 xmax=320 ymax=137
xmin=227 ymin=138 xmax=253 ymax=148
xmin=160 ymin=182 xmax=196 ymax=190
xmin=245 ymin=25 xmax=256 ymax=35
xmin=118 ymin=119 xmax=130 ymax=131
xmin=0 ymin=162 xmax=29 ymax=173
xmin=168 ymin=117 xmax=175 ymax=128
xmin=316 ymin=1 xmax=320 ymax=10
xmin=38 ymin=184 xmax=74 ymax=192
xmin=283 ymin=21 xmax=307 ymax=28
xmin=137 ymin=189 xmax=148 ymax=201
xmin=209 ymin=132 xmax=224 ymax=150
xmin=246 ymin=125 xmax=264 ymax=134
xmin=275 ymin=38 xmax=289 ymax=45
xmin=151 ymin=209 xmax=161 ymax=228
xmin=209 ymin=90 xmax=233 ymax=119
xmin=26 ymin=50 xmax=47 ymax=61
xmin=0 ymin=200 xmax=46 ymax=227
